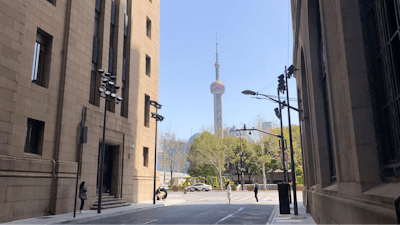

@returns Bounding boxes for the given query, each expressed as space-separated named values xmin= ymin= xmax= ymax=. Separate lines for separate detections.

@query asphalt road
xmin=81 ymin=191 xmax=279 ymax=224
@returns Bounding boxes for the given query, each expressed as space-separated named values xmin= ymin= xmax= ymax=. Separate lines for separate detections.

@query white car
xmin=186 ymin=183 xmax=212 ymax=192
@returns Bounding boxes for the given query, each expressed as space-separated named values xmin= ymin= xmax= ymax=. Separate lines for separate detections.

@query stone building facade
xmin=291 ymin=0 xmax=399 ymax=223
xmin=0 ymin=0 xmax=160 ymax=222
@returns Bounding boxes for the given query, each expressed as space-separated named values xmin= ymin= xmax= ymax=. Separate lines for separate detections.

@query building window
xmin=121 ymin=0 xmax=130 ymax=118
xmin=146 ymin=17 xmax=151 ymax=39
xmin=31 ymin=29 xmax=52 ymax=88
xmin=107 ymin=0 xmax=117 ymax=113
xmin=89 ymin=0 xmax=103 ymax=106
xmin=363 ymin=0 xmax=400 ymax=179
xmin=143 ymin=147 xmax=149 ymax=167
xmin=144 ymin=94 xmax=150 ymax=127
xmin=24 ymin=118 xmax=45 ymax=155
xmin=145 ymin=55 xmax=151 ymax=77
xmin=317 ymin=1 xmax=336 ymax=183
xmin=46 ymin=0 xmax=56 ymax=6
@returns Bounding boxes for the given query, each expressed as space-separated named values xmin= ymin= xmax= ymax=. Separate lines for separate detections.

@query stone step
xmin=96 ymin=193 xmax=112 ymax=196
xmin=92 ymin=200 xmax=127 ymax=206
xmin=96 ymin=195 xmax=115 ymax=199
xmin=91 ymin=203 xmax=131 ymax=210
xmin=94 ymin=198 xmax=123 ymax=203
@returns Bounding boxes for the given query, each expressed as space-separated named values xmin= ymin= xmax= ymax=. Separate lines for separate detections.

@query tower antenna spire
xmin=216 ymin=31 xmax=218 ymax=62
xmin=214 ymin=31 xmax=220 ymax=80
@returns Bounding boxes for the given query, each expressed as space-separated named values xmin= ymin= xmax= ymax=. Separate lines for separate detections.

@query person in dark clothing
xmin=79 ymin=181 xmax=88 ymax=213
xmin=254 ymin=182 xmax=259 ymax=202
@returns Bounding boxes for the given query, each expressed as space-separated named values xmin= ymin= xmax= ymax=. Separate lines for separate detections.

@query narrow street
xmin=80 ymin=191 xmax=286 ymax=224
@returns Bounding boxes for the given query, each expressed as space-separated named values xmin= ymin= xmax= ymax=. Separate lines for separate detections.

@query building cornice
xmin=292 ymin=0 xmax=302 ymax=66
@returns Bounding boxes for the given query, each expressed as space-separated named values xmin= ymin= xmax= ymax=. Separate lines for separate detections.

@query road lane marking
xmin=214 ymin=207 xmax=244 ymax=224
xmin=144 ymin=219 xmax=158 ymax=224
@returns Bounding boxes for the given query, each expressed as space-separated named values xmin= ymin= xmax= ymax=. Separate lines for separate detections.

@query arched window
xmin=316 ymin=1 xmax=336 ymax=183
xmin=362 ymin=0 xmax=400 ymax=180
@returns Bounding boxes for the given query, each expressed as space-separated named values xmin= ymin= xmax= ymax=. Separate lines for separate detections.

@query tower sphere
xmin=210 ymin=80 xmax=225 ymax=95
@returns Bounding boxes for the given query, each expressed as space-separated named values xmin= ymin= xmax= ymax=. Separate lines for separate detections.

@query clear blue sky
xmin=159 ymin=0 xmax=298 ymax=141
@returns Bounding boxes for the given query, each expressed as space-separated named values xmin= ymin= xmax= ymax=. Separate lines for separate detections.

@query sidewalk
xmin=268 ymin=201 xmax=316 ymax=224
xmin=3 ymin=199 xmax=185 ymax=224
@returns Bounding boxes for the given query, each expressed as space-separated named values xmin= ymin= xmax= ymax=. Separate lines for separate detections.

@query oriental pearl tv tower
xmin=210 ymin=33 xmax=225 ymax=138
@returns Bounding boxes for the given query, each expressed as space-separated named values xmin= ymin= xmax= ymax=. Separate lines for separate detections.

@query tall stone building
xmin=291 ymin=0 xmax=399 ymax=223
xmin=0 ymin=0 xmax=160 ymax=222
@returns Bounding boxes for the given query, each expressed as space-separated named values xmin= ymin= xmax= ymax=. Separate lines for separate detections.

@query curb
xmin=266 ymin=205 xmax=278 ymax=225
xmin=56 ymin=205 xmax=162 ymax=224
xmin=56 ymin=200 xmax=185 ymax=224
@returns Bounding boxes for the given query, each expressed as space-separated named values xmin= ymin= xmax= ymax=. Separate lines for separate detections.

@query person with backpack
xmin=79 ymin=181 xmax=88 ymax=213
xmin=254 ymin=181 xmax=259 ymax=203
xmin=155 ymin=186 xmax=168 ymax=201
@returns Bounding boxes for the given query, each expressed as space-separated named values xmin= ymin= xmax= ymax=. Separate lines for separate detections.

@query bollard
xmin=395 ymin=194 xmax=400 ymax=224
xmin=277 ymin=182 xmax=290 ymax=214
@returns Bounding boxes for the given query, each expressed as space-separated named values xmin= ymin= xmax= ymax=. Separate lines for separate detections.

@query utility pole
xmin=285 ymin=65 xmax=299 ymax=215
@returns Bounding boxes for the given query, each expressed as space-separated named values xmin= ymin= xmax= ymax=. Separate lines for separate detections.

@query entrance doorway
xmin=97 ymin=144 xmax=118 ymax=194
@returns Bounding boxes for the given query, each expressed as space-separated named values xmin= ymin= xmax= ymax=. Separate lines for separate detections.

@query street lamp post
xmin=97 ymin=69 xmax=123 ymax=214
xmin=150 ymin=101 xmax=164 ymax=205
xmin=242 ymin=87 xmax=301 ymax=215
xmin=285 ymin=65 xmax=299 ymax=215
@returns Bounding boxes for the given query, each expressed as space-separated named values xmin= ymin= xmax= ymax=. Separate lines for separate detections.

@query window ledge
xmin=363 ymin=182 xmax=400 ymax=204
xmin=322 ymin=183 xmax=338 ymax=195
xmin=23 ymin=152 xmax=42 ymax=158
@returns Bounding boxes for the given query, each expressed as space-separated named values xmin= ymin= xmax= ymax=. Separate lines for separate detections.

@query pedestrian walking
xmin=79 ymin=181 xmax=88 ymax=213
xmin=226 ymin=181 xmax=232 ymax=204
xmin=254 ymin=182 xmax=259 ymax=203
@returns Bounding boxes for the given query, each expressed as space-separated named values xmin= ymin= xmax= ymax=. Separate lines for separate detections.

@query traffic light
xmin=287 ymin=65 xmax=298 ymax=77
xmin=278 ymin=74 xmax=285 ymax=93
xmin=274 ymin=107 xmax=281 ymax=119
xmin=281 ymin=100 xmax=287 ymax=109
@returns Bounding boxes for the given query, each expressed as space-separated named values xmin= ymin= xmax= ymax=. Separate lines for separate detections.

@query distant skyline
xmin=159 ymin=1 xmax=297 ymax=140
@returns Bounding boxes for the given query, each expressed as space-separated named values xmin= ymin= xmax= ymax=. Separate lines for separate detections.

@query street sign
xmin=279 ymin=151 xmax=289 ymax=160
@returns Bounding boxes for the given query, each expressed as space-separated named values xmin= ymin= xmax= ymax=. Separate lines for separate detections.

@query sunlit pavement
xmin=4 ymin=191 xmax=314 ymax=224
xmin=80 ymin=191 xmax=289 ymax=224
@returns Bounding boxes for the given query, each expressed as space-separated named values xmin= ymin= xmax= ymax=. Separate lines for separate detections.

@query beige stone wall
xmin=0 ymin=0 xmax=160 ymax=222
xmin=291 ymin=0 xmax=398 ymax=223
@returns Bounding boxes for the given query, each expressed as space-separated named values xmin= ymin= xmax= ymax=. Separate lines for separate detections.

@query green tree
xmin=267 ymin=124 xmax=303 ymax=181
xmin=187 ymin=132 xmax=232 ymax=190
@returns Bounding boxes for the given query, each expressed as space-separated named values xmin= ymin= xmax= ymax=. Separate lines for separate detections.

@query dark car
xmin=186 ymin=183 xmax=212 ymax=192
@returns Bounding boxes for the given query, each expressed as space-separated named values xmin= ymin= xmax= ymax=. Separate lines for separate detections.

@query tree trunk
xmin=261 ymin=145 xmax=266 ymax=189
xmin=163 ymin=168 xmax=166 ymax=184
xmin=170 ymin=166 xmax=173 ymax=186
xmin=163 ymin=153 xmax=166 ymax=183
xmin=262 ymin=164 xmax=266 ymax=190
xmin=219 ymin=170 xmax=223 ymax=191
xmin=271 ymin=171 xmax=274 ymax=184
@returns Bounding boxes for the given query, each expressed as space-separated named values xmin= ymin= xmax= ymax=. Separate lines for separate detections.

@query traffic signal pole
xmin=285 ymin=65 xmax=299 ymax=215
xmin=277 ymin=88 xmax=287 ymax=183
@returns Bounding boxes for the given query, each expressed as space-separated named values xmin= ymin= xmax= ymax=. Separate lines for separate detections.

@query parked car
xmin=186 ymin=183 xmax=212 ymax=192
xmin=160 ymin=183 xmax=169 ymax=190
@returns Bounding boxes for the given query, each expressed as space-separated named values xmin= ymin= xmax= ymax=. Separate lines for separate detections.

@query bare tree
xmin=158 ymin=126 xmax=187 ymax=185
